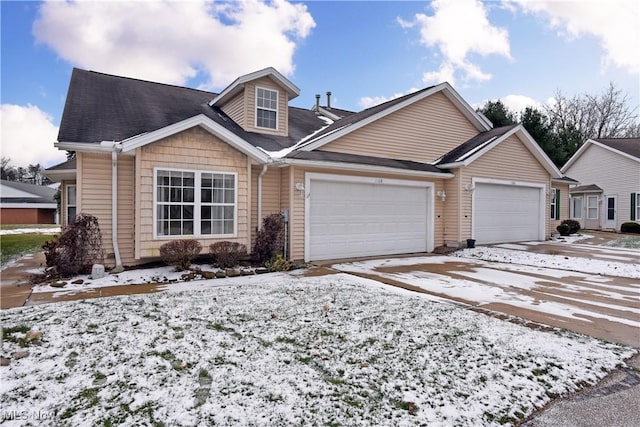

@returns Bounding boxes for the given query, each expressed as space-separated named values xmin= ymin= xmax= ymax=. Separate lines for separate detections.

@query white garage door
xmin=474 ymin=183 xmax=543 ymax=244
xmin=307 ymin=177 xmax=431 ymax=261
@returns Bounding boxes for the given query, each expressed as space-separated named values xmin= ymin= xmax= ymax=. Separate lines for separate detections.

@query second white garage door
xmin=307 ymin=175 xmax=432 ymax=261
xmin=473 ymin=182 xmax=544 ymax=244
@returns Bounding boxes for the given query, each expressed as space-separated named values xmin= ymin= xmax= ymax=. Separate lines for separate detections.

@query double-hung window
xmin=571 ymin=196 xmax=583 ymax=219
xmin=634 ymin=193 xmax=640 ymax=221
xmin=155 ymin=169 xmax=236 ymax=237
xmin=587 ymin=195 xmax=598 ymax=220
xmin=550 ymin=188 xmax=559 ymax=220
xmin=66 ymin=184 xmax=77 ymax=225
xmin=256 ymin=87 xmax=278 ymax=129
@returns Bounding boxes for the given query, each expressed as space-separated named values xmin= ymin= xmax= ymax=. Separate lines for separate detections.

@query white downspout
xmin=111 ymin=144 xmax=124 ymax=272
xmin=257 ymin=163 xmax=268 ymax=231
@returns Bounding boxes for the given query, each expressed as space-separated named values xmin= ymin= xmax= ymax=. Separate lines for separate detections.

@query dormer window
xmin=256 ymin=87 xmax=278 ymax=129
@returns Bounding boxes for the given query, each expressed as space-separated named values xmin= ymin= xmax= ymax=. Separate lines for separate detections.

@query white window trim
xmin=153 ymin=167 xmax=238 ymax=239
xmin=255 ymin=86 xmax=278 ymax=130
xmin=587 ymin=195 xmax=598 ymax=220
xmin=550 ymin=187 xmax=557 ymax=220
xmin=636 ymin=192 xmax=640 ymax=221
xmin=65 ymin=184 xmax=77 ymax=225
xmin=571 ymin=195 xmax=583 ymax=219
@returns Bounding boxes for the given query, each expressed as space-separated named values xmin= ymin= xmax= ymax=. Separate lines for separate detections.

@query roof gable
xmin=561 ymin=138 xmax=640 ymax=172
xmin=210 ymin=67 xmax=300 ymax=107
xmin=298 ymin=83 xmax=492 ymax=152
xmin=436 ymin=124 xmax=562 ymax=178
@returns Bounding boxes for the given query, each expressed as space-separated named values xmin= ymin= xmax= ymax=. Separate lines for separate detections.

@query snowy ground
xmin=1 ymin=273 xmax=635 ymax=426
xmin=0 ymin=227 xmax=61 ymax=236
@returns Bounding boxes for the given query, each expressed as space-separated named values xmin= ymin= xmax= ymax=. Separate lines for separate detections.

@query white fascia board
xmin=462 ymin=125 xmax=563 ymax=178
xmin=299 ymin=83 xmax=490 ymax=152
xmin=43 ymin=169 xmax=76 ymax=182
xmin=210 ymin=67 xmax=300 ymax=107
xmin=120 ymin=114 xmax=270 ymax=163
xmin=55 ymin=141 xmax=121 ymax=154
xmin=1 ymin=203 xmax=57 ymax=209
xmin=278 ymin=158 xmax=454 ymax=179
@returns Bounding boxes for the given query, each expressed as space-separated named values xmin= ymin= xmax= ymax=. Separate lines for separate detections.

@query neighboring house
xmin=0 ymin=180 xmax=58 ymax=225
xmin=561 ymin=138 xmax=640 ymax=231
xmin=45 ymin=67 xmax=569 ymax=268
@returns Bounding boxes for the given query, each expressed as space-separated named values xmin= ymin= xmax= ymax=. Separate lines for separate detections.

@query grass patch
xmin=0 ymin=233 xmax=56 ymax=266
xmin=601 ymin=236 xmax=640 ymax=249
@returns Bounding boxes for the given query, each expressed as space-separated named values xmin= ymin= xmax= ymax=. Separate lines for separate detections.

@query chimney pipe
xmin=326 ymin=91 xmax=332 ymax=109
xmin=315 ymin=94 xmax=320 ymax=112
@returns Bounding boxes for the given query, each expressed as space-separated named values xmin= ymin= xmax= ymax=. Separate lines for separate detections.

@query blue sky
xmin=1 ymin=0 xmax=638 ymax=168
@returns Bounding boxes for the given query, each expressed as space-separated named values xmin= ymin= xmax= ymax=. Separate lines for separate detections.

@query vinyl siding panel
xmin=322 ymin=92 xmax=479 ymax=163
xmin=78 ymin=153 xmax=136 ymax=266
xmin=221 ymin=92 xmax=245 ymax=128
xmin=550 ymin=183 xmax=570 ymax=231
xmin=250 ymin=166 xmax=282 ymax=248
xmin=281 ymin=167 xmax=292 ymax=258
xmin=564 ymin=144 xmax=640 ymax=229
xmin=289 ymin=166 xmax=446 ymax=261
xmin=138 ymin=127 xmax=250 ymax=258
xmin=458 ymin=134 xmax=551 ymax=241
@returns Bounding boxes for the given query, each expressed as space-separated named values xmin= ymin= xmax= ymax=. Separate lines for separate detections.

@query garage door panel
xmin=308 ymin=179 xmax=429 ymax=260
xmin=474 ymin=183 xmax=542 ymax=244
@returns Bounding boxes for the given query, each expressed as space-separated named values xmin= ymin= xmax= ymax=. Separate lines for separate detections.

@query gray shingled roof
xmin=592 ymin=138 xmax=640 ymax=160
xmin=569 ymin=184 xmax=603 ymax=193
xmin=286 ymin=150 xmax=448 ymax=174
xmin=45 ymin=158 xmax=76 ymax=171
xmin=1 ymin=180 xmax=57 ymax=204
xmin=435 ymin=125 xmax=518 ymax=165
xmin=58 ymin=69 xmax=328 ymax=152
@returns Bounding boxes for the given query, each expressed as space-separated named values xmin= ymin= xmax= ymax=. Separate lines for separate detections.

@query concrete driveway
xmin=330 ymin=240 xmax=640 ymax=349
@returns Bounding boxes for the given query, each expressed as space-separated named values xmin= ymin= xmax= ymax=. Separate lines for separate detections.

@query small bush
xmin=209 ymin=241 xmax=247 ymax=269
xmin=620 ymin=222 xmax=640 ymax=234
xmin=253 ymin=213 xmax=285 ymax=263
xmin=560 ymin=219 xmax=581 ymax=234
xmin=159 ymin=239 xmax=202 ymax=270
xmin=43 ymin=214 xmax=104 ymax=277
xmin=556 ymin=223 xmax=571 ymax=236
xmin=265 ymin=254 xmax=292 ymax=272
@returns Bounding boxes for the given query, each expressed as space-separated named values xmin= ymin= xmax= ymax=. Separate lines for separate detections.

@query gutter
xmin=257 ymin=163 xmax=269 ymax=231
xmin=277 ymin=158 xmax=454 ymax=179
xmin=108 ymin=142 xmax=124 ymax=273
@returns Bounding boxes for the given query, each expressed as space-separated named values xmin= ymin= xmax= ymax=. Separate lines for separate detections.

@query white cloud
xmin=33 ymin=0 xmax=316 ymax=88
xmin=400 ymin=0 xmax=511 ymax=86
xmin=0 ymin=104 xmax=66 ymax=168
xmin=510 ymin=0 xmax=640 ymax=74
xmin=500 ymin=94 xmax=541 ymax=113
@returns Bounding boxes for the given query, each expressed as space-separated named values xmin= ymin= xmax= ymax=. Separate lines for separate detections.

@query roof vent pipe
xmin=326 ymin=91 xmax=332 ymax=109
xmin=315 ymin=94 xmax=320 ymax=111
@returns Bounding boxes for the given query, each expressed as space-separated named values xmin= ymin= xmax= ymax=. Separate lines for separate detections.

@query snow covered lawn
xmin=1 ymin=274 xmax=635 ymax=426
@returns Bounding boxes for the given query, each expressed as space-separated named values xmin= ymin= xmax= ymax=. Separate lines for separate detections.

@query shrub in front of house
xmin=253 ymin=213 xmax=285 ymax=263
xmin=265 ymin=254 xmax=292 ymax=272
xmin=620 ymin=222 xmax=640 ymax=234
xmin=43 ymin=214 xmax=105 ymax=277
xmin=159 ymin=239 xmax=202 ymax=270
xmin=560 ymin=219 xmax=581 ymax=234
xmin=556 ymin=223 xmax=571 ymax=236
xmin=209 ymin=241 xmax=247 ymax=269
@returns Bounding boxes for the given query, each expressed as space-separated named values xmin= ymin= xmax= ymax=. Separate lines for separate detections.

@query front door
xmin=605 ymin=195 xmax=617 ymax=229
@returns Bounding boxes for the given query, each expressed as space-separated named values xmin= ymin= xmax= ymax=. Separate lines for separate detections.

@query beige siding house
xmin=46 ymin=67 xmax=569 ymax=268
xmin=561 ymin=138 xmax=640 ymax=231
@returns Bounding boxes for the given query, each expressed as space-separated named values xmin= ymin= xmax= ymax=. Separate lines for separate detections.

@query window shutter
xmin=632 ymin=193 xmax=637 ymax=221
xmin=555 ymin=189 xmax=561 ymax=220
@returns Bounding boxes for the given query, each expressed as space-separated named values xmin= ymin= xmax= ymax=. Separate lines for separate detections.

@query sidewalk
xmin=0 ymin=252 xmax=44 ymax=309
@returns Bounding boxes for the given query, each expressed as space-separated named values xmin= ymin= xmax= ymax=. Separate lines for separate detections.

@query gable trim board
xmin=439 ymin=125 xmax=562 ymax=178
xmin=298 ymin=83 xmax=492 ymax=152
xmin=471 ymin=177 xmax=546 ymax=244
xmin=304 ymin=173 xmax=435 ymax=261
